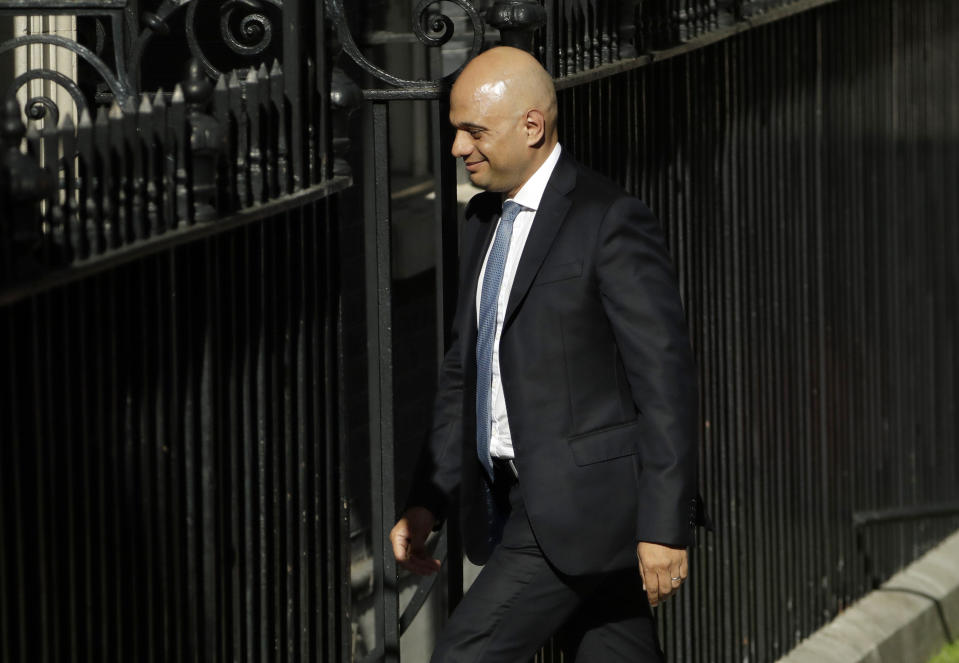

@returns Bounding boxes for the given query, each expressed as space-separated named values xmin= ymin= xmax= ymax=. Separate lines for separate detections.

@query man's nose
xmin=451 ymin=130 xmax=471 ymax=158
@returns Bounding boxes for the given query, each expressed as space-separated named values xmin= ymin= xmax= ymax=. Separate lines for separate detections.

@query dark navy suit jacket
xmin=408 ymin=151 xmax=703 ymax=576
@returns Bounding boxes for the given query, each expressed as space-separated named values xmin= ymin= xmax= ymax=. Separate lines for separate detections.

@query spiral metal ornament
xmin=180 ymin=0 xmax=282 ymax=78
xmin=413 ymin=0 xmax=456 ymax=47
xmin=220 ymin=0 xmax=273 ymax=56
xmin=25 ymin=96 xmax=60 ymax=125
xmin=327 ymin=0 xmax=485 ymax=96
xmin=0 ymin=35 xmax=132 ymax=108
xmin=7 ymin=69 xmax=90 ymax=125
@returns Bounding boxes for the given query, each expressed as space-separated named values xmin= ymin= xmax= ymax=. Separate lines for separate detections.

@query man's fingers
xmin=389 ymin=523 xmax=410 ymax=562
xmin=657 ymin=568 xmax=678 ymax=600
xmin=390 ymin=516 xmax=441 ymax=576
xmin=645 ymin=571 xmax=661 ymax=607
xmin=636 ymin=542 xmax=689 ymax=606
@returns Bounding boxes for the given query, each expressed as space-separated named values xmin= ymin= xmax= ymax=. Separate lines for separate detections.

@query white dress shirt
xmin=476 ymin=143 xmax=563 ymax=460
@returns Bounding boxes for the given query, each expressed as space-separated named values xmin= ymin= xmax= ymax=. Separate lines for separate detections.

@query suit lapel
xmin=503 ymin=152 xmax=577 ymax=326
xmin=462 ymin=191 xmax=501 ymax=337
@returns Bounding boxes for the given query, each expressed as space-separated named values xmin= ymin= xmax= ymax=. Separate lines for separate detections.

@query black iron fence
xmin=555 ymin=2 xmax=959 ymax=659
xmin=2 ymin=0 xmax=958 ymax=662
xmin=0 ymin=1 xmax=355 ymax=661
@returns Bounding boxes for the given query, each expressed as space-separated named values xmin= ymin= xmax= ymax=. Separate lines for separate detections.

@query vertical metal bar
xmin=221 ymin=232 xmax=241 ymax=662
xmin=283 ymin=0 xmax=304 ymax=190
xmin=295 ymin=205 xmax=312 ymax=661
xmin=430 ymin=94 xmax=464 ymax=611
xmin=282 ymin=208 xmax=298 ymax=663
xmin=240 ymin=224 xmax=259 ymax=662
xmin=314 ymin=0 xmax=329 ymax=182
xmin=0 ymin=314 xmax=11 ymax=663
xmin=333 ymin=194 xmax=353 ymax=663
xmin=134 ymin=259 xmax=155 ymax=663
xmin=201 ymin=242 xmax=219 ymax=662
xmin=180 ymin=250 xmax=201 ymax=660
xmin=256 ymin=216 xmax=273 ymax=663
xmin=364 ymin=100 xmax=398 ymax=663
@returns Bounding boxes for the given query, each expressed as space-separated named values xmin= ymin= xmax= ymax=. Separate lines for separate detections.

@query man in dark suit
xmin=390 ymin=46 xmax=702 ymax=662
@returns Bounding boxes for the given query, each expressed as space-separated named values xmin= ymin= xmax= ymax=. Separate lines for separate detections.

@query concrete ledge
xmin=779 ymin=529 xmax=959 ymax=663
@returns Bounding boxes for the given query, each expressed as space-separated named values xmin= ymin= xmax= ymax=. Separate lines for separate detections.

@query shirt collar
xmin=504 ymin=143 xmax=562 ymax=213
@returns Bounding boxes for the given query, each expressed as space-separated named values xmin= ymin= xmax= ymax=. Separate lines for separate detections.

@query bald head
xmin=449 ymin=47 xmax=559 ymax=196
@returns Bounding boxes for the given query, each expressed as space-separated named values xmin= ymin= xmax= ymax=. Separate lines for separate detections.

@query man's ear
xmin=525 ymin=109 xmax=546 ymax=147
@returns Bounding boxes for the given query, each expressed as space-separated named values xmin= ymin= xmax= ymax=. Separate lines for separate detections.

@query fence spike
xmin=76 ymin=104 xmax=95 ymax=256
xmin=60 ymin=113 xmax=80 ymax=260
xmin=246 ymin=66 xmax=264 ymax=203
xmin=94 ymin=105 xmax=113 ymax=249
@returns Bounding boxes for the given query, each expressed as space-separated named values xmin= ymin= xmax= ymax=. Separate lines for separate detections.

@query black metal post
xmin=364 ymin=99 xmax=399 ymax=663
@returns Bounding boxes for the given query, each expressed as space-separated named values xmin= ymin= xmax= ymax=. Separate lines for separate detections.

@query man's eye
xmin=470 ymin=131 xmax=482 ymax=139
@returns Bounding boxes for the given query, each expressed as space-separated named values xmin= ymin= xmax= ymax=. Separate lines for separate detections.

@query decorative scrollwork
xmin=6 ymin=69 xmax=89 ymax=127
xmin=25 ymin=96 xmax=59 ymax=125
xmin=0 ymin=35 xmax=132 ymax=110
xmin=327 ymin=0 xmax=485 ymax=95
xmin=132 ymin=0 xmax=282 ymax=84
xmin=220 ymin=0 xmax=274 ymax=56
xmin=412 ymin=0 xmax=456 ymax=47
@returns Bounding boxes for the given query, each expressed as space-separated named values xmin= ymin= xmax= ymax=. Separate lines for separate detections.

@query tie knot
xmin=500 ymin=201 xmax=523 ymax=224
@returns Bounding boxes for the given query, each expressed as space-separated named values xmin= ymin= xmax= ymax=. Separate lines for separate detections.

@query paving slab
xmin=777 ymin=528 xmax=959 ymax=663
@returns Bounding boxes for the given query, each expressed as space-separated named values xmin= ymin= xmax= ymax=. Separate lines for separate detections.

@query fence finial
xmin=183 ymin=60 xmax=225 ymax=221
xmin=485 ymin=1 xmax=546 ymax=53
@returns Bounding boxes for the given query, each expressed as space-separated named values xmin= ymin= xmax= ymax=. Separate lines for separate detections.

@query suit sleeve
xmin=403 ymin=314 xmax=465 ymax=523
xmin=403 ymin=207 xmax=486 ymax=522
xmin=595 ymin=195 xmax=699 ymax=547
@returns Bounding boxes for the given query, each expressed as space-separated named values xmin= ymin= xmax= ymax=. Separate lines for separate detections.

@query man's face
xmin=449 ymin=79 xmax=530 ymax=197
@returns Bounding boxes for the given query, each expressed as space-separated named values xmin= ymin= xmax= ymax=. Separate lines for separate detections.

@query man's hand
xmin=637 ymin=541 xmax=688 ymax=607
xmin=390 ymin=507 xmax=442 ymax=576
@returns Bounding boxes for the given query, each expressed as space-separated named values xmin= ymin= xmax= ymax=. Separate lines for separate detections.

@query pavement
xmin=778 ymin=528 xmax=959 ymax=663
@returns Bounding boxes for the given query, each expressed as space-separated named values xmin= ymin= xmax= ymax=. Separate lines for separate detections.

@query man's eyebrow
xmin=455 ymin=122 xmax=488 ymax=132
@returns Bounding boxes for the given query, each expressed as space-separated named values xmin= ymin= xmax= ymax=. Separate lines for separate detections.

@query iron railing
xmin=0 ymin=0 xmax=345 ymax=303
xmin=1 ymin=0 xmax=353 ymax=661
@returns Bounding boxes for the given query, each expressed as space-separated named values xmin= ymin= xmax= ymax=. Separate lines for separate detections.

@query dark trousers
xmin=431 ymin=471 xmax=665 ymax=663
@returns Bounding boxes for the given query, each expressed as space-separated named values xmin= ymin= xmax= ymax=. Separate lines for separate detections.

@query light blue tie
xmin=476 ymin=200 xmax=523 ymax=481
